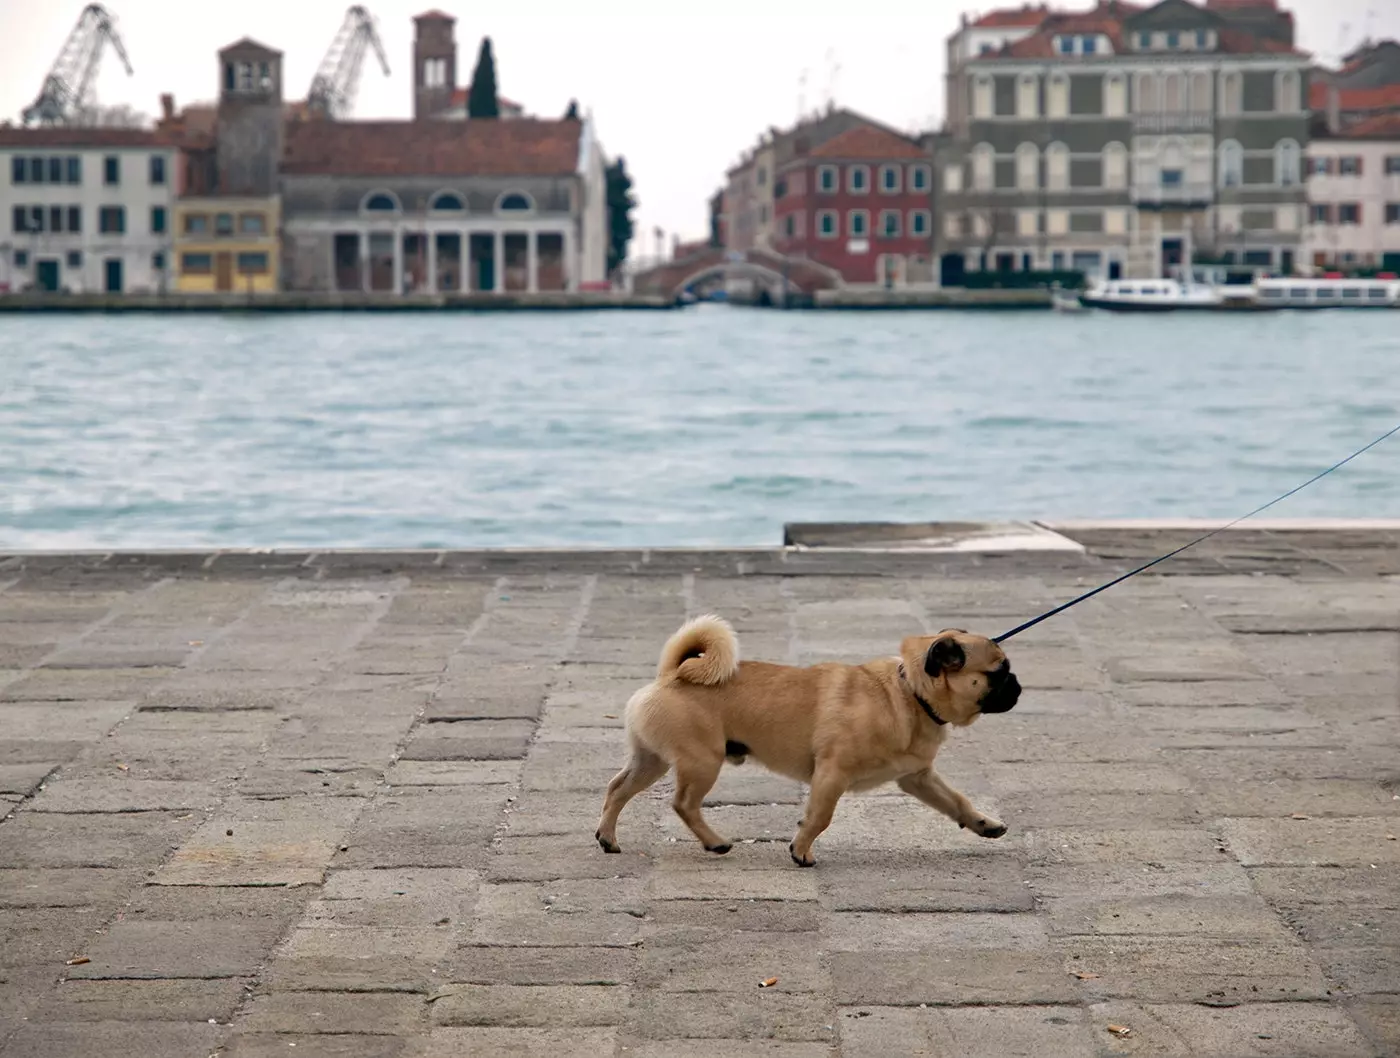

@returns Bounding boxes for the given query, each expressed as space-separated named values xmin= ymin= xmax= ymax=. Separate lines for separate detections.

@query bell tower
xmin=413 ymin=11 xmax=457 ymax=119
xmin=216 ymin=38 xmax=284 ymax=195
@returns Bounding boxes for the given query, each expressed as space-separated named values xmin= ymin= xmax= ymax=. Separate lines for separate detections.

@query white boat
xmin=1079 ymin=272 xmax=1230 ymax=312
xmin=1254 ymin=276 xmax=1400 ymax=309
xmin=1050 ymin=284 xmax=1085 ymax=312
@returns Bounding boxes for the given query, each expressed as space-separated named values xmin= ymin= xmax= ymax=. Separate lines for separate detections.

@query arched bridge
xmin=631 ymin=248 xmax=841 ymax=302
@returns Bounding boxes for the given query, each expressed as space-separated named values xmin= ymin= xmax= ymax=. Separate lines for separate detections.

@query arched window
xmin=1190 ymin=70 xmax=1212 ymax=114
xmin=361 ymin=190 xmax=400 ymax=213
xmin=1220 ymin=70 xmax=1242 ymax=115
xmin=1275 ymin=139 xmax=1300 ymax=186
xmin=496 ymin=191 xmax=535 ymax=213
xmin=1015 ymin=143 xmax=1039 ymax=191
xmin=429 ymin=190 xmax=465 ymax=211
xmin=1277 ymin=69 xmax=1300 ymax=112
xmin=1218 ymin=140 xmax=1243 ymax=187
xmin=1046 ymin=142 xmax=1070 ymax=191
xmin=1162 ymin=70 xmax=1183 ymax=114
xmin=1136 ymin=71 xmax=1158 ymax=113
xmin=971 ymin=144 xmax=995 ymax=192
xmin=1103 ymin=142 xmax=1128 ymax=190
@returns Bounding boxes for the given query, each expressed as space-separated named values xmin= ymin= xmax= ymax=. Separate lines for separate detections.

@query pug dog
xmin=594 ymin=613 xmax=1020 ymax=867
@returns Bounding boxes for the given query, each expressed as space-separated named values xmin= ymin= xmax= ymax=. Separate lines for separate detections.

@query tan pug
xmin=595 ymin=613 xmax=1020 ymax=867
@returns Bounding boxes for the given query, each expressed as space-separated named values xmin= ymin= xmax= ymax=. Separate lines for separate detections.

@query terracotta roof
xmin=1335 ymin=111 xmax=1400 ymax=138
xmin=414 ymin=9 xmax=454 ymax=20
xmin=970 ymin=4 xmax=1050 ymax=28
xmin=1310 ymin=82 xmax=1400 ymax=112
xmin=1216 ymin=27 xmax=1301 ymax=54
xmin=281 ymin=119 xmax=580 ymax=177
xmin=807 ymin=124 xmax=926 ymax=160
xmin=0 ymin=126 xmax=168 ymax=148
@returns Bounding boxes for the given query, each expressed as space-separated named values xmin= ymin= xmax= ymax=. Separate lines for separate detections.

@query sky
xmin=2 ymin=0 xmax=1398 ymax=253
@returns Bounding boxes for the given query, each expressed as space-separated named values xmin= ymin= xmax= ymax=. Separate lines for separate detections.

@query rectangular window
xmin=14 ymin=250 xmax=27 ymax=267
xmin=11 ymin=157 xmax=25 ymax=184
xmin=1059 ymin=36 xmax=1073 ymax=54
xmin=181 ymin=252 xmax=213 ymax=274
xmin=47 ymin=157 xmax=63 ymax=184
xmin=1339 ymin=156 xmax=1362 ymax=176
xmin=238 ymin=212 xmax=266 ymax=235
xmin=818 ymin=165 xmax=837 ymax=193
xmin=1196 ymin=29 xmax=1208 ymax=47
xmin=909 ymin=165 xmax=930 ymax=192
xmin=1310 ymin=203 xmax=1333 ymax=224
xmin=1161 ymin=168 xmax=1183 ymax=187
xmin=817 ymin=210 xmax=837 ymax=238
xmin=68 ymin=206 xmax=81 ymax=233
xmin=1309 ymin=156 xmax=1333 ymax=176
xmin=149 ymin=155 xmax=166 ymax=185
xmin=1138 ymin=31 xmax=1151 ymax=49
xmin=99 ymin=206 xmax=125 ymax=234
xmin=151 ymin=206 xmax=167 ymax=234
xmin=1339 ymin=203 xmax=1360 ymax=224
xmin=236 ymin=252 xmax=269 ymax=275
xmin=879 ymin=210 xmax=900 ymax=238
xmin=1386 ymin=203 xmax=1400 ymax=224
xmin=153 ymin=251 xmax=166 ymax=270
xmin=849 ymin=210 xmax=868 ymax=237
xmin=103 ymin=155 xmax=120 ymax=185
xmin=66 ymin=156 xmax=81 ymax=184
xmin=11 ymin=205 xmax=25 ymax=233
xmin=909 ymin=210 xmax=930 ymax=236
xmin=880 ymin=165 xmax=900 ymax=193
xmin=49 ymin=206 xmax=63 ymax=233
xmin=67 ymin=250 xmax=82 ymax=269
xmin=1082 ymin=36 xmax=1096 ymax=55
xmin=848 ymin=166 xmax=869 ymax=193
xmin=215 ymin=212 xmax=234 ymax=235
xmin=1166 ymin=30 xmax=1179 ymax=48
xmin=29 ymin=157 xmax=43 ymax=183
xmin=1385 ymin=156 xmax=1400 ymax=175
xmin=184 ymin=213 xmax=209 ymax=234
xmin=29 ymin=206 xmax=43 ymax=232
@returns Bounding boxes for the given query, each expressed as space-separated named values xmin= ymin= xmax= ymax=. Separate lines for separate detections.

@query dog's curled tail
xmin=656 ymin=614 xmax=740 ymax=687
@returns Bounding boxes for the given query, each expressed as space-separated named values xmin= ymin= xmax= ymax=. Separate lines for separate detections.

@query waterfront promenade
xmin=0 ymin=526 xmax=1397 ymax=1056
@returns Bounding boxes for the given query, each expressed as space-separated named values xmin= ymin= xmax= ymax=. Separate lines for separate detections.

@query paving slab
xmin=0 ymin=535 xmax=1395 ymax=1052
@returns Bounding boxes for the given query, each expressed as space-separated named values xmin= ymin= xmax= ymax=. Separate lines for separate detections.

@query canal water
xmin=1 ymin=305 xmax=1397 ymax=549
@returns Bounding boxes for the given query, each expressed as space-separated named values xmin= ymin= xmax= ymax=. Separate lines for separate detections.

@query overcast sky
xmin=2 ymin=0 xmax=1397 ymax=251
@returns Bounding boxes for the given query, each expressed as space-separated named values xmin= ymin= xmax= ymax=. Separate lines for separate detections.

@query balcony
xmin=1131 ymin=112 xmax=1214 ymax=133
xmin=1131 ymin=180 xmax=1214 ymax=210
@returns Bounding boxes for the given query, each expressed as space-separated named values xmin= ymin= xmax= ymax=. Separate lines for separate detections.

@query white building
xmin=0 ymin=128 xmax=178 ymax=295
xmin=1304 ymin=115 xmax=1400 ymax=273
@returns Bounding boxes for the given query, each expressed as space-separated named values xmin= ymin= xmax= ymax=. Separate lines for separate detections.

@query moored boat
xmin=1253 ymin=275 xmax=1400 ymax=309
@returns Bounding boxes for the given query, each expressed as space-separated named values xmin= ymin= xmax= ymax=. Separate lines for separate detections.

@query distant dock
xmin=0 ymin=291 xmax=677 ymax=314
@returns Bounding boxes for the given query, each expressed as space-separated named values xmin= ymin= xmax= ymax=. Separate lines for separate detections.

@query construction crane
xmin=22 ymin=4 xmax=134 ymax=126
xmin=306 ymin=6 xmax=390 ymax=120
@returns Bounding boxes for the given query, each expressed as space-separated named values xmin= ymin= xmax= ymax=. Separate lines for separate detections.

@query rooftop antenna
xmin=797 ymin=68 xmax=808 ymax=122
xmin=822 ymin=48 xmax=841 ymax=110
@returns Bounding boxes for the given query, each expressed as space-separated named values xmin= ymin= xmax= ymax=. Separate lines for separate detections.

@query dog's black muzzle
xmin=980 ymin=671 xmax=1021 ymax=714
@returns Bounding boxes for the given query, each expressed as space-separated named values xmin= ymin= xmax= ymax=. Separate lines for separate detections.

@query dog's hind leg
xmin=596 ymin=746 xmax=669 ymax=853
xmin=671 ymin=755 xmax=731 ymax=854
xmin=789 ymin=764 xmax=848 ymax=867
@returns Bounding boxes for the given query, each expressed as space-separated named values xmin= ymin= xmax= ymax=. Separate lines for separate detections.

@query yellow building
xmin=172 ymin=196 xmax=280 ymax=294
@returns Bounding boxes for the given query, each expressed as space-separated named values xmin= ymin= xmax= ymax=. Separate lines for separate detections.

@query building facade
xmin=1303 ymin=114 xmax=1400 ymax=272
xmin=279 ymin=117 xmax=607 ymax=294
xmin=937 ymin=0 xmax=1311 ymax=282
xmin=771 ymin=122 xmax=935 ymax=286
xmin=0 ymin=129 xmax=178 ymax=294
xmin=167 ymin=37 xmax=285 ymax=295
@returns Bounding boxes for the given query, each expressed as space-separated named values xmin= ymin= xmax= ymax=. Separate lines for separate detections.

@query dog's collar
xmin=896 ymin=662 xmax=947 ymax=726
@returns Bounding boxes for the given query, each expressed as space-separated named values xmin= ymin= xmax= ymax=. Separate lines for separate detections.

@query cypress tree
xmin=467 ymin=37 xmax=500 ymax=119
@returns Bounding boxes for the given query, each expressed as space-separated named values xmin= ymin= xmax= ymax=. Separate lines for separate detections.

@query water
xmin=1 ymin=305 xmax=1397 ymax=550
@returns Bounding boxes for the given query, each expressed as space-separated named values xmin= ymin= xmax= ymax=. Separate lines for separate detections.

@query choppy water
xmin=1 ymin=305 xmax=1397 ymax=550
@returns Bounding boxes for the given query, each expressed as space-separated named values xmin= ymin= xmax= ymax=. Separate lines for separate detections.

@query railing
xmin=1130 ymin=182 xmax=1214 ymax=207
xmin=1131 ymin=112 xmax=1214 ymax=133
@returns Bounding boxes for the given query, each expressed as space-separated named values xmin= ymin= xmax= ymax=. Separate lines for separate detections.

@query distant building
xmin=166 ymin=38 xmax=284 ymax=295
xmin=1309 ymin=40 xmax=1400 ymax=134
xmin=0 ymin=127 xmax=178 ymax=294
xmin=279 ymin=116 xmax=608 ymax=294
xmin=412 ymin=11 xmax=528 ymax=121
xmin=771 ymin=121 xmax=935 ymax=286
xmin=937 ymin=0 xmax=1311 ymax=282
xmin=1303 ymin=113 xmax=1400 ymax=273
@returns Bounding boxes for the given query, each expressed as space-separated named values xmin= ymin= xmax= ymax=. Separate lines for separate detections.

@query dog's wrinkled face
xmin=899 ymin=628 xmax=1021 ymax=726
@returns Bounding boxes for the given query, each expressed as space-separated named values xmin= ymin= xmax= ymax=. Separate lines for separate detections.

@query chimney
xmin=160 ymin=93 xmax=174 ymax=121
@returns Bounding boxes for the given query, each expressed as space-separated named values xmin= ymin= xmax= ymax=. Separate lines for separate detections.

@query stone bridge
xmin=631 ymin=247 xmax=842 ymax=302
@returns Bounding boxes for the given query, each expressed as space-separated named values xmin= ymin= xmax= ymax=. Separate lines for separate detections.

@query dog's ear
xmin=924 ymin=636 xmax=966 ymax=677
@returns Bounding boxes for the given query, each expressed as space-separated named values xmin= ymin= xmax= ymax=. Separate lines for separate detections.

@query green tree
xmin=467 ymin=37 xmax=499 ymax=119
xmin=564 ymin=99 xmax=579 ymax=120
xmin=708 ymin=188 xmax=724 ymax=247
xmin=605 ymin=157 xmax=636 ymax=276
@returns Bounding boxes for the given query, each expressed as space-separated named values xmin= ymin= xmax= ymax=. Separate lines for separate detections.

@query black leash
xmin=993 ymin=422 xmax=1400 ymax=644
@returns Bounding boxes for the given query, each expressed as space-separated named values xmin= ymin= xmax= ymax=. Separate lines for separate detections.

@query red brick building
xmin=770 ymin=122 xmax=935 ymax=286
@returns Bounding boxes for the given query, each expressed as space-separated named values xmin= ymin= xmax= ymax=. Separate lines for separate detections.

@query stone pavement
xmin=0 ymin=532 xmax=1397 ymax=1057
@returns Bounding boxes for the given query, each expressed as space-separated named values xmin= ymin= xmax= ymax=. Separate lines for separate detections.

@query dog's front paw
xmin=788 ymin=842 xmax=816 ymax=868
xmin=975 ymin=818 xmax=1008 ymax=839
xmin=705 ymin=842 xmax=732 ymax=855
xmin=595 ymin=829 xmax=621 ymax=854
